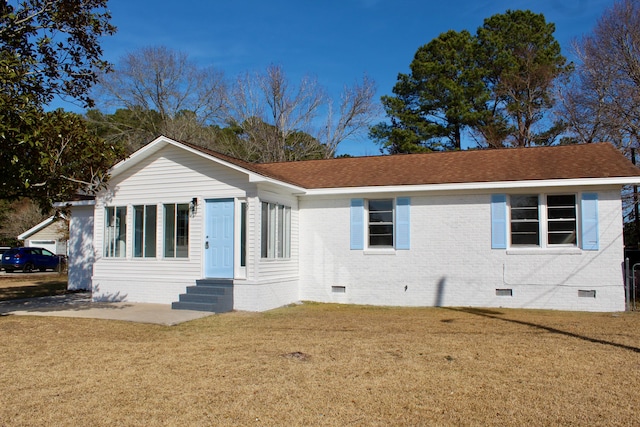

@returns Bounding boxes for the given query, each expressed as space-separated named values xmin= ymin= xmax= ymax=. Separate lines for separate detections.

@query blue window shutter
xmin=581 ymin=193 xmax=599 ymax=251
xmin=491 ymin=194 xmax=507 ymax=249
xmin=396 ymin=197 xmax=411 ymax=250
xmin=350 ymin=199 xmax=364 ymax=250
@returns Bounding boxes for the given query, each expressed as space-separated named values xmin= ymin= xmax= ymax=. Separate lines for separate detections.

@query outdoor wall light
xmin=190 ymin=197 xmax=198 ymax=215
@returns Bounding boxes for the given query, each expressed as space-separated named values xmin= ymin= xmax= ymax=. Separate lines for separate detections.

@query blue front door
xmin=205 ymin=199 xmax=234 ymax=278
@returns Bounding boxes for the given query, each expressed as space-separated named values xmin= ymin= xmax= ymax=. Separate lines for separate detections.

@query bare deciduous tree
xmin=559 ymin=0 xmax=640 ymax=153
xmin=0 ymin=199 xmax=50 ymax=245
xmin=557 ymin=0 xmax=640 ymax=246
xmin=224 ymin=65 xmax=379 ymax=162
xmin=92 ymin=46 xmax=226 ymax=151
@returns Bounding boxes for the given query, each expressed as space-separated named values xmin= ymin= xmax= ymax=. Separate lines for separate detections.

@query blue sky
xmin=90 ymin=0 xmax=614 ymax=156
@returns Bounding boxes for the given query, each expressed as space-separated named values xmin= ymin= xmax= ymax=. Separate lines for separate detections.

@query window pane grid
xmin=369 ymin=199 xmax=394 ymax=247
xmin=510 ymin=195 xmax=539 ymax=246
xmin=509 ymin=194 xmax=577 ymax=248
xmin=547 ymin=195 xmax=576 ymax=245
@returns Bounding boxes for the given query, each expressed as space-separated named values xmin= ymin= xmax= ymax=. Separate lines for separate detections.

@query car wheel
xmin=24 ymin=263 xmax=34 ymax=273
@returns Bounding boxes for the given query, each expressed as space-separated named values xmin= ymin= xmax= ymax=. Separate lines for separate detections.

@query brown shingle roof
xmin=179 ymin=140 xmax=640 ymax=189
xmin=256 ymin=143 xmax=640 ymax=189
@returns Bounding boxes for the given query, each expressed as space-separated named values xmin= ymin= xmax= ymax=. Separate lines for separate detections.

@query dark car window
xmin=42 ymin=249 xmax=55 ymax=256
xmin=4 ymin=249 xmax=19 ymax=256
xmin=30 ymin=248 xmax=42 ymax=255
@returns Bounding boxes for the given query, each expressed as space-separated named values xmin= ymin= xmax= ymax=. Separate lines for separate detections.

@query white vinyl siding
xmin=92 ymin=143 xmax=254 ymax=303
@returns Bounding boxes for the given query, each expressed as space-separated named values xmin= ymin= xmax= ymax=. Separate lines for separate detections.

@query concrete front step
xmin=185 ymin=285 xmax=231 ymax=296
xmin=178 ymin=293 xmax=221 ymax=304
xmin=172 ymin=279 xmax=234 ymax=313
xmin=171 ymin=301 xmax=218 ymax=312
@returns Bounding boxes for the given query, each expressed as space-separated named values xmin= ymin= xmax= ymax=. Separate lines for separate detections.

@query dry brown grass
xmin=0 ymin=273 xmax=68 ymax=300
xmin=1 ymin=288 xmax=639 ymax=425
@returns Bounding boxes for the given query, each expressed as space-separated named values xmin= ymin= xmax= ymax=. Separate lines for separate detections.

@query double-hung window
xmin=508 ymin=194 xmax=577 ymax=247
xmin=350 ymin=197 xmax=410 ymax=250
xmin=104 ymin=206 xmax=127 ymax=257
xmin=133 ymin=205 xmax=157 ymax=258
xmin=261 ymin=202 xmax=291 ymax=259
xmin=368 ymin=199 xmax=394 ymax=247
xmin=510 ymin=195 xmax=540 ymax=245
xmin=546 ymin=195 xmax=577 ymax=245
xmin=164 ymin=203 xmax=189 ymax=258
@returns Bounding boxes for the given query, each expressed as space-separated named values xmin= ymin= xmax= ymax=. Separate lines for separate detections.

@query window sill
xmin=506 ymin=247 xmax=582 ymax=256
xmin=364 ymin=249 xmax=396 ymax=255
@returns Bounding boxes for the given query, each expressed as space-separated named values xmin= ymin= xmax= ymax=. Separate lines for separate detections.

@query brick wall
xmin=298 ymin=188 xmax=626 ymax=312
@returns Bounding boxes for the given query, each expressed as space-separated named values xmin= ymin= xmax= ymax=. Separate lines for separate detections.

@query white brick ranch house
xmin=61 ymin=136 xmax=640 ymax=312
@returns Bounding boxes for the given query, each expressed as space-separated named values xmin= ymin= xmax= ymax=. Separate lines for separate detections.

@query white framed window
xmin=164 ymin=203 xmax=189 ymax=258
xmin=133 ymin=205 xmax=157 ymax=258
xmin=261 ymin=202 xmax=291 ymax=259
xmin=104 ymin=206 xmax=127 ymax=257
xmin=368 ymin=199 xmax=394 ymax=247
xmin=510 ymin=195 xmax=540 ymax=245
xmin=350 ymin=197 xmax=410 ymax=251
xmin=509 ymin=194 xmax=577 ymax=247
xmin=546 ymin=195 xmax=577 ymax=245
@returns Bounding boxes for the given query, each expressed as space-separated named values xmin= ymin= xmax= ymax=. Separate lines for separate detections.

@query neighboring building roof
xmin=17 ymin=215 xmax=66 ymax=240
xmin=255 ymin=143 xmax=640 ymax=189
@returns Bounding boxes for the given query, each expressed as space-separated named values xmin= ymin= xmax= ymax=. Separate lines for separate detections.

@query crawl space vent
xmin=331 ymin=286 xmax=346 ymax=293
xmin=495 ymin=289 xmax=513 ymax=297
xmin=578 ymin=290 xmax=596 ymax=298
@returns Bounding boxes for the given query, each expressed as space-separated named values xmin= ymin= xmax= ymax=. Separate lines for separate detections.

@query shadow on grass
xmin=0 ymin=281 xmax=69 ymax=301
xmin=0 ymin=278 xmax=133 ymax=314
xmin=447 ymin=307 xmax=640 ymax=354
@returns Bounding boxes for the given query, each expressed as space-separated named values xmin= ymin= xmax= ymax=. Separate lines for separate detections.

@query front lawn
xmin=0 ymin=273 xmax=68 ymax=301
xmin=0 ymin=302 xmax=638 ymax=425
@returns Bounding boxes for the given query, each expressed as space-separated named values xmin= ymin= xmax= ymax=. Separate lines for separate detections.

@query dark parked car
xmin=1 ymin=247 xmax=61 ymax=273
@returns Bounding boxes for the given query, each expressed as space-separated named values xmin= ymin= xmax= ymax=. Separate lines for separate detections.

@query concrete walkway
xmin=0 ymin=292 xmax=216 ymax=326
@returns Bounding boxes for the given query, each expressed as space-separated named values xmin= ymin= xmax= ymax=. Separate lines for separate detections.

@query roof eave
xmin=299 ymin=176 xmax=640 ymax=196
xmin=249 ymin=174 xmax=308 ymax=193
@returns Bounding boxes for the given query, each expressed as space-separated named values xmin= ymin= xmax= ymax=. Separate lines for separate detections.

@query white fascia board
xmin=299 ymin=176 xmax=640 ymax=197
xmin=18 ymin=216 xmax=56 ymax=240
xmin=108 ymin=135 xmax=172 ymax=178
